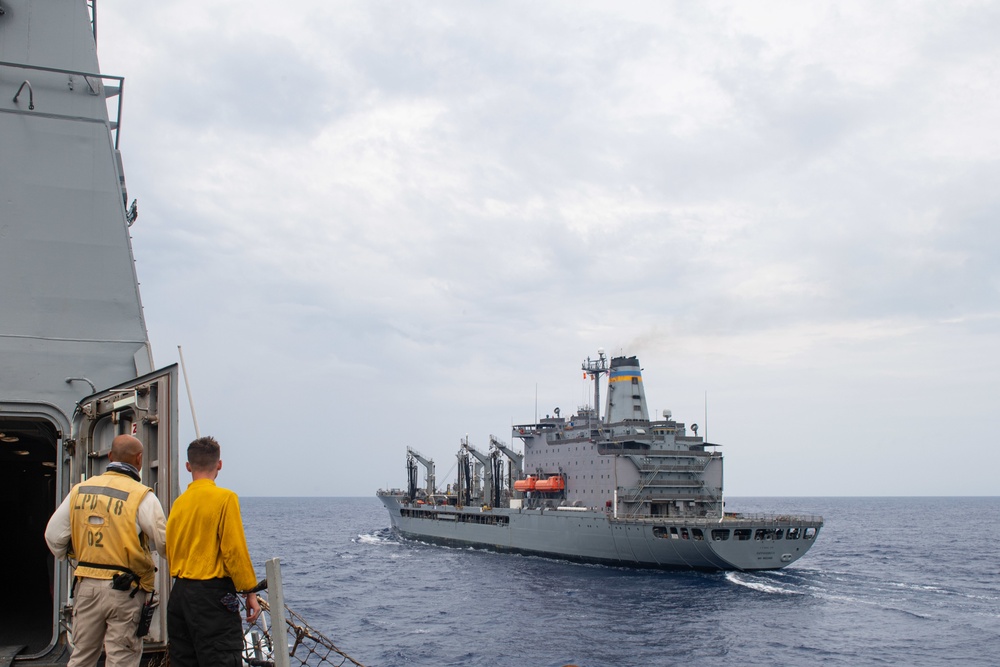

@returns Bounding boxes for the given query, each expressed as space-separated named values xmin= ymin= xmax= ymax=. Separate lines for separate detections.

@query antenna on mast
xmin=705 ymin=390 xmax=708 ymax=444
xmin=582 ymin=348 xmax=609 ymax=422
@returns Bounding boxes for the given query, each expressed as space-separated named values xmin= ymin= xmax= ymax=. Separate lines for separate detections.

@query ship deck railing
xmin=627 ymin=480 xmax=705 ymax=488
xmin=0 ymin=59 xmax=126 ymax=148
xmin=633 ymin=462 xmax=708 ymax=472
xmin=722 ymin=512 xmax=824 ymax=525
xmin=608 ymin=513 xmax=824 ymax=526
xmin=617 ymin=485 xmax=715 ymax=500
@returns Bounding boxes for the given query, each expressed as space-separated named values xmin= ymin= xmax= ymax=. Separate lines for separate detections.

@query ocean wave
xmin=353 ymin=530 xmax=399 ymax=545
xmin=725 ymin=571 xmax=802 ymax=595
xmin=238 ymin=496 xmax=1000 ymax=666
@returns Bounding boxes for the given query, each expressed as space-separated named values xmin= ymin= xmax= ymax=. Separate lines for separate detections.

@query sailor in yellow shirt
xmin=44 ymin=434 xmax=167 ymax=667
xmin=166 ymin=436 xmax=260 ymax=667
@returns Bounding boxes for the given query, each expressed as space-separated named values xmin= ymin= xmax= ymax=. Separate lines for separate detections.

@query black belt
xmin=173 ymin=576 xmax=236 ymax=591
xmin=76 ymin=561 xmax=136 ymax=575
xmin=73 ymin=561 xmax=142 ymax=597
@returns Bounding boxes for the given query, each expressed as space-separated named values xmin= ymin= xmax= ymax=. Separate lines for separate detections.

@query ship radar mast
xmin=582 ymin=348 xmax=609 ymax=422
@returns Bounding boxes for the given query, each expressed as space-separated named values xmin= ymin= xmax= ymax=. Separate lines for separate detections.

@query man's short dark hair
xmin=188 ymin=436 xmax=221 ymax=472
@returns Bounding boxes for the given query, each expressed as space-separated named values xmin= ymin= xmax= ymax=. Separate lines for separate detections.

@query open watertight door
xmin=69 ymin=364 xmax=180 ymax=650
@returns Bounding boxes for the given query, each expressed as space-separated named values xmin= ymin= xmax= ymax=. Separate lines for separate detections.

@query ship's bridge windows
xmin=733 ymin=529 xmax=752 ymax=541
xmin=804 ymin=527 xmax=817 ymax=540
xmin=711 ymin=529 xmax=730 ymax=541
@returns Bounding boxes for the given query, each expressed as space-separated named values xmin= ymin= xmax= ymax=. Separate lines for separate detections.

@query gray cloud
xmin=101 ymin=0 xmax=1000 ymax=497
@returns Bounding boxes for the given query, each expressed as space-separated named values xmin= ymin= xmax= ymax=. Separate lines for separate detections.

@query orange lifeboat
xmin=513 ymin=476 xmax=537 ymax=492
xmin=533 ymin=476 xmax=565 ymax=492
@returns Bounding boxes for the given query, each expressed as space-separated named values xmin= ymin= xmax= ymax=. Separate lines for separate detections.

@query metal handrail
xmin=12 ymin=80 xmax=33 ymax=109
xmin=610 ymin=513 xmax=822 ymax=525
xmin=0 ymin=60 xmax=125 ymax=148
xmin=722 ymin=512 xmax=825 ymax=524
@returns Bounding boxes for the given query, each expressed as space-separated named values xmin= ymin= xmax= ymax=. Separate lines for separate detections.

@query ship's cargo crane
xmin=490 ymin=435 xmax=524 ymax=494
xmin=406 ymin=447 xmax=436 ymax=496
xmin=462 ymin=437 xmax=500 ymax=507
xmin=489 ymin=435 xmax=523 ymax=475
xmin=454 ymin=446 xmax=484 ymax=505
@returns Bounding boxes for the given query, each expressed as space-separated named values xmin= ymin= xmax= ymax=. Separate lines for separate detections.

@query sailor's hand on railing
xmin=246 ymin=593 xmax=261 ymax=624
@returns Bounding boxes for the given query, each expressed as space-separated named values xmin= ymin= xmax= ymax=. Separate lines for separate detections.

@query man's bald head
xmin=110 ymin=434 xmax=143 ymax=468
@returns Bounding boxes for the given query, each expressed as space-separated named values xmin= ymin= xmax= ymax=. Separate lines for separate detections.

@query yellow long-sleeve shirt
xmin=166 ymin=478 xmax=257 ymax=591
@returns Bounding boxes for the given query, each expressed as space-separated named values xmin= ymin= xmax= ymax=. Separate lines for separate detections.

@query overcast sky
xmin=96 ymin=0 xmax=999 ymax=497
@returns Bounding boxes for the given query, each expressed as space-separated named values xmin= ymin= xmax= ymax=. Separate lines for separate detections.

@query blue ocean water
xmin=240 ymin=496 xmax=1000 ymax=667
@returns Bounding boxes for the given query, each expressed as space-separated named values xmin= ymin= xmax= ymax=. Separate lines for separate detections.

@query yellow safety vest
xmin=69 ymin=471 xmax=156 ymax=591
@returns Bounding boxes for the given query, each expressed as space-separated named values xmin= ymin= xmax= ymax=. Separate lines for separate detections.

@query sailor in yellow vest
xmin=45 ymin=435 xmax=167 ymax=667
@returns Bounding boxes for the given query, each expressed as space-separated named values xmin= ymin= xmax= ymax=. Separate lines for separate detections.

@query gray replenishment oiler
xmin=379 ymin=351 xmax=823 ymax=570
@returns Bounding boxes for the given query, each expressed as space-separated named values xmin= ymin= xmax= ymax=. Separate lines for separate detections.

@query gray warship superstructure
xmin=1 ymin=1 xmax=178 ymax=663
xmin=379 ymin=352 xmax=823 ymax=570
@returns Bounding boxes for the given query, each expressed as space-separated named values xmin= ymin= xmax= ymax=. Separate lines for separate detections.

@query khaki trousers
xmin=68 ymin=577 xmax=145 ymax=667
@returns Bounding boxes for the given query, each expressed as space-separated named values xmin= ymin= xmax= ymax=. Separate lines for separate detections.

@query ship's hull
xmin=378 ymin=494 xmax=820 ymax=571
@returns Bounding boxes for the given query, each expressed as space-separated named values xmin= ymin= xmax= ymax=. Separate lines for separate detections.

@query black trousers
xmin=167 ymin=577 xmax=243 ymax=667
